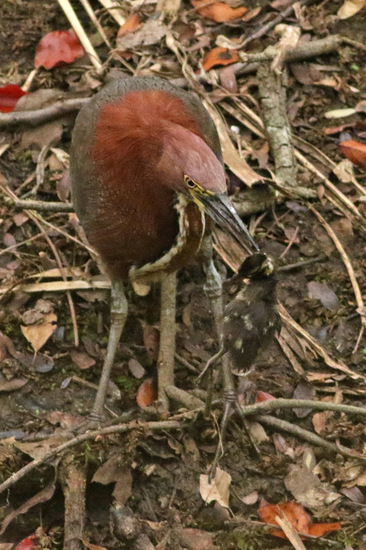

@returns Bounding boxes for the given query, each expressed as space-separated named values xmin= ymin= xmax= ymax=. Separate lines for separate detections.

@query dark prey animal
xmin=223 ymin=253 xmax=281 ymax=374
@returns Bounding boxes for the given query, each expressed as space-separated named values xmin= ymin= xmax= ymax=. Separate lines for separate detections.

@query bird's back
xmin=70 ymin=77 xmax=222 ymax=280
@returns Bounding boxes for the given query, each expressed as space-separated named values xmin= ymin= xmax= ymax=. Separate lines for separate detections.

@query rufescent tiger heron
xmin=70 ymin=76 xmax=259 ymax=419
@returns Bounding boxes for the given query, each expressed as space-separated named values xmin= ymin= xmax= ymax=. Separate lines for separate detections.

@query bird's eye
xmin=184 ymin=176 xmax=196 ymax=189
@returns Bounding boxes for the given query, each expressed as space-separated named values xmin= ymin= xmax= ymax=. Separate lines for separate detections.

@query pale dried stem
xmin=278 ymin=303 xmax=364 ymax=380
xmin=57 ymin=0 xmax=102 ymax=70
xmin=79 ymin=0 xmax=112 ymax=48
xmin=275 ymin=514 xmax=307 ymax=550
xmin=97 ymin=0 xmax=126 ymax=26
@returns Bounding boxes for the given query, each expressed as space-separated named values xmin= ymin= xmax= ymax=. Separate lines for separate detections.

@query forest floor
xmin=0 ymin=0 xmax=366 ymax=549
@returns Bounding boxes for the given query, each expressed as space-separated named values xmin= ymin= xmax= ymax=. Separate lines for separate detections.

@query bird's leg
xmin=91 ymin=279 xmax=127 ymax=422
xmin=209 ymin=363 xmax=236 ymax=480
xmin=202 ymin=237 xmax=223 ymax=339
xmin=210 ymin=357 xmax=260 ymax=475
xmin=223 ymin=359 xmax=259 ymax=454
xmin=157 ymin=271 xmax=177 ymax=411
xmin=197 ymin=347 xmax=225 ymax=384
xmin=201 ymin=236 xmax=224 ymax=416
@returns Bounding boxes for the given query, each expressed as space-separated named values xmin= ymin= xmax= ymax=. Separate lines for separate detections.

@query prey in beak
xmin=198 ymin=192 xmax=259 ymax=255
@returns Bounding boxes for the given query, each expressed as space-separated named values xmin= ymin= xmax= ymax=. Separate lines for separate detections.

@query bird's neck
xmin=129 ymin=193 xmax=205 ymax=282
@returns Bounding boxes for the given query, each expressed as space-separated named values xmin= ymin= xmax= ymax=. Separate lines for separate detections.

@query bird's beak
xmin=198 ymin=193 xmax=259 ymax=255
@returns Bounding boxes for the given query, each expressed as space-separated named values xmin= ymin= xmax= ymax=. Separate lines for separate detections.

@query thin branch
xmin=0 ymin=98 xmax=89 ymax=129
xmin=240 ymin=0 xmax=313 ymax=49
xmin=57 ymin=0 xmax=102 ymax=70
xmin=3 ymin=197 xmax=74 ymax=212
xmin=240 ymin=398 xmax=366 ymax=418
xmin=258 ymin=415 xmax=364 ymax=461
xmin=79 ymin=0 xmax=112 ymax=49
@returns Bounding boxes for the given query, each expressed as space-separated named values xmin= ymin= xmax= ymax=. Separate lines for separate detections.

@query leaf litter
xmin=0 ymin=0 xmax=366 ymax=547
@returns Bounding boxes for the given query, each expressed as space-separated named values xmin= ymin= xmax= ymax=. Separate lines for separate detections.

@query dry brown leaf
xmin=116 ymin=19 xmax=167 ymax=50
xmin=337 ymin=0 xmax=366 ymax=19
xmin=333 ymin=159 xmax=355 ymax=183
xmin=21 ymin=312 xmax=57 ymax=353
xmin=242 ymin=491 xmax=258 ymax=505
xmin=71 ymin=350 xmax=96 ymax=370
xmin=0 ymin=330 xmax=18 ymax=361
xmin=143 ymin=325 xmax=160 ymax=361
xmin=200 ymin=467 xmax=231 ymax=508
xmin=307 ymin=281 xmax=339 ymax=310
xmin=0 ymin=378 xmax=28 ymax=393
xmin=312 ymin=411 xmax=334 ymax=434
xmin=92 ymin=455 xmax=132 ymax=505
xmin=136 ymin=378 xmax=158 ymax=408
xmin=128 ymin=358 xmax=145 ymax=379
xmin=81 ymin=539 xmax=107 ymax=550
xmin=340 ymin=139 xmax=366 ymax=172
xmin=202 ymin=47 xmax=239 ymax=71
xmin=117 ymin=13 xmax=140 ymax=38
xmin=13 ymin=436 xmax=68 ymax=460
xmin=82 ymin=540 xmax=108 ymax=550
xmin=307 ymin=523 xmax=342 ymax=536
xmin=191 ymin=0 xmax=247 ymax=22
xmin=285 ymin=464 xmax=340 ymax=509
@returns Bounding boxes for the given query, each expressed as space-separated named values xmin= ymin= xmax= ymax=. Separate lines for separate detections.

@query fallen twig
xmin=0 ymin=98 xmax=89 ymax=129
xmin=240 ymin=0 xmax=312 ymax=49
xmin=241 ymin=398 xmax=366 ymax=418
xmin=258 ymin=415 xmax=364 ymax=461
xmin=3 ymin=197 xmax=73 ymax=212
xmin=60 ymin=454 xmax=86 ymax=550
xmin=0 ymin=279 xmax=111 ymax=295
xmin=57 ymin=0 xmax=102 ymax=70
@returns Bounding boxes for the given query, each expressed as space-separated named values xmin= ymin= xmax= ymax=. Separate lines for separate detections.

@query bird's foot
xmin=73 ymin=412 xmax=106 ymax=434
xmin=209 ymin=390 xmax=261 ymax=479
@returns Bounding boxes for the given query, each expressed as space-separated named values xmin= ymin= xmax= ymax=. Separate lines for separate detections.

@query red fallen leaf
xmin=339 ymin=139 xmax=366 ymax=172
xmin=15 ymin=534 xmax=39 ymax=550
xmin=259 ymin=501 xmax=311 ymax=536
xmin=323 ymin=123 xmax=355 ymax=135
xmin=117 ymin=13 xmax=140 ymax=38
xmin=308 ymin=522 xmax=341 ymax=537
xmin=256 ymin=390 xmax=276 ymax=402
xmin=191 ymin=0 xmax=247 ymax=22
xmin=259 ymin=501 xmax=341 ymax=540
xmin=34 ymin=30 xmax=85 ymax=70
xmin=136 ymin=377 xmax=158 ymax=408
xmin=202 ymin=47 xmax=240 ymax=71
xmin=0 ymin=84 xmax=27 ymax=113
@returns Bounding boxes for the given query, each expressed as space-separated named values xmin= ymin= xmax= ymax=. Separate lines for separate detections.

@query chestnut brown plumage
xmin=70 ymin=76 xmax=258 ymax=418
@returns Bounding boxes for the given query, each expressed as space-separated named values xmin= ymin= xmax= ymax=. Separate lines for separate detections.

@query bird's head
xmin=238 ymin=252 xmax=275 ymax=279
xmin=159 ymin=124 xmax=259 ymax=255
